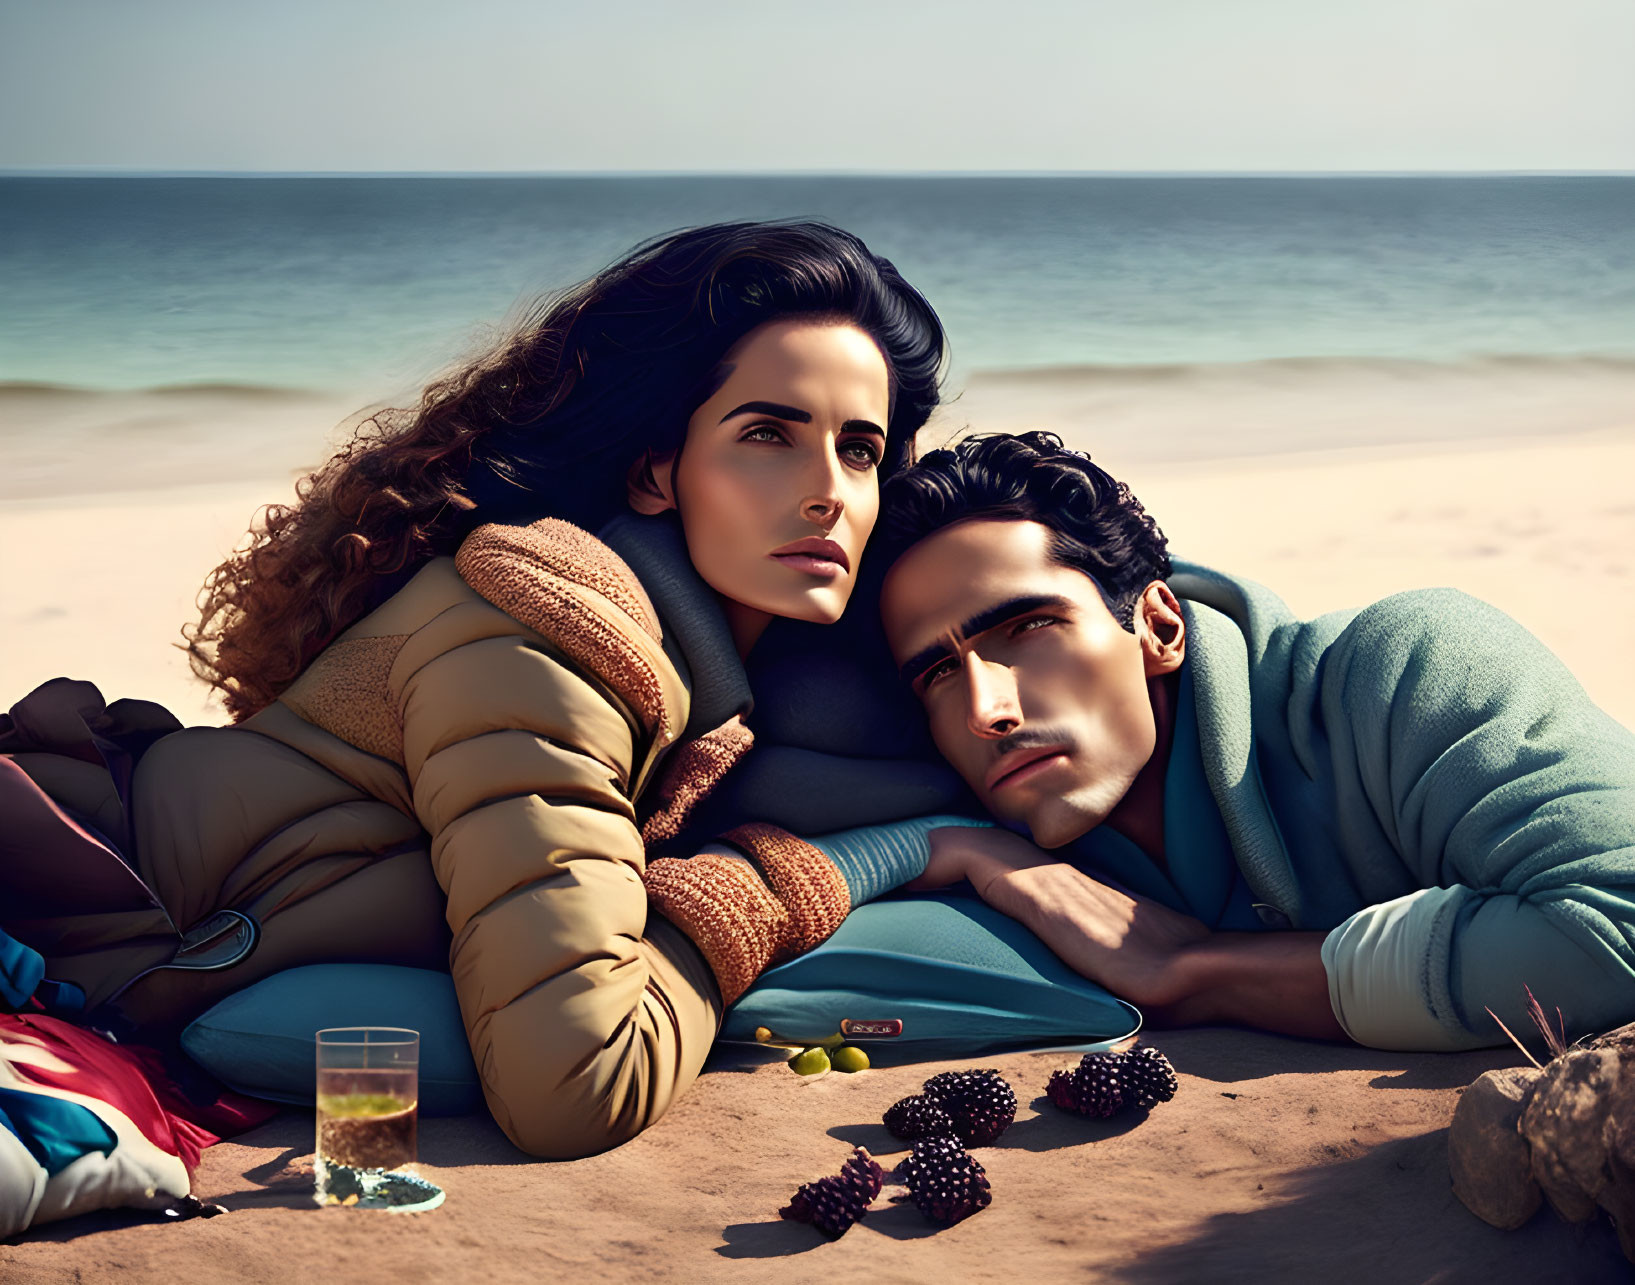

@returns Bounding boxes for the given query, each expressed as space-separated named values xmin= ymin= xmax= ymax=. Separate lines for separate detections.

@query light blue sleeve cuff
xmin=808 ymin=815 xmax=993 ymax=906
xmin=1320 ymin=885 xmax=1481 ymax=1052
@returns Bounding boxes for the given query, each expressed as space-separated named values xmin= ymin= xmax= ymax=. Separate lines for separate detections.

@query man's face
xmin=881 ymin=518 xmax=1161 ymax=848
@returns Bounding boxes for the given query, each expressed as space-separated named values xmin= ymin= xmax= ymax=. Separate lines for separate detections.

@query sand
xmin=5 ymin=373 xmax=1634 ymax=730
xmin=2 ymin=1036 xmax=1626 ymax=1282
xmin=2 ymin=376 xmax=1632 ymax=1279
xmin=1125 ymin=428 xmax=1635 ymax=735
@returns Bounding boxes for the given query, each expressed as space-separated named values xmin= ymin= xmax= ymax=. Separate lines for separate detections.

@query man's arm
xmin=920 ymin=826 xmax=1350 ymax=1041
xmin=1160 ymin=932 xmax=1346 ymax=1040
xmin=1309 ymin=590 xmax=1635 ymax=1050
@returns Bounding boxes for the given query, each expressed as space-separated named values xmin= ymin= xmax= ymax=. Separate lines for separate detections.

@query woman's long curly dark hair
xmin=187 ymin=221 xmax=947 ymax=721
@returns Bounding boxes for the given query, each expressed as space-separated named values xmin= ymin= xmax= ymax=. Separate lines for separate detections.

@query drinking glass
xmin=314 ymin=1027 xmax=441 ymax=1211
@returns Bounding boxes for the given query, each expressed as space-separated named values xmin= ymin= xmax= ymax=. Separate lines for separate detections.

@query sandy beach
xmin=2 ymin=1032 xmax=1627 ymax=1284
xmin=2 ymin=370 xmax=1632 ymax=1279
xmin=5 ymin=365 xmax=1634 ymax=729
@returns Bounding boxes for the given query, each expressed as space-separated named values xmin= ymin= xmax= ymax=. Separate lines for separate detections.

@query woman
xmin=1 ymin=221 xmax=975 ymax=1159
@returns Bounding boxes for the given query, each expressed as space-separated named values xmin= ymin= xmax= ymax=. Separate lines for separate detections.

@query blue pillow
xmin=724 ymin=891 xmax=1141 ymax=1058
xmin=182 ymin=894 xmax=1141 ymax=1110
xmin=180 ymin=964 xmax=482 ymax=1116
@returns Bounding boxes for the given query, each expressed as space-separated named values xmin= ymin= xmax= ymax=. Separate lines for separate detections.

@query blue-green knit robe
xmin=1170 ymin=559 xmax=1635 ymax=1050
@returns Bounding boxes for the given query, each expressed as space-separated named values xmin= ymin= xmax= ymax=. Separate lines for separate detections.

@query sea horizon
xmin=6 ymin=168 xmax=1634 ymax=179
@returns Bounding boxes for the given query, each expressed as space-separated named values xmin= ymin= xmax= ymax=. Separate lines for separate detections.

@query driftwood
xmin=1449 ymin=1020 xmax=1635 ymax=1262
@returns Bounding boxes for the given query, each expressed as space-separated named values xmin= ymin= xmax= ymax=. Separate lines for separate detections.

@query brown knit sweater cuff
xmin=718 ymin=823 xmax=852 ymax=956
xmin=643 ymin=853 xmax=789 ymax=1006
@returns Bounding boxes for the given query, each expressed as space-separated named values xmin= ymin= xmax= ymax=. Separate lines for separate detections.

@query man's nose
xmin=963 ymin=652 xmax=1022 ymax=739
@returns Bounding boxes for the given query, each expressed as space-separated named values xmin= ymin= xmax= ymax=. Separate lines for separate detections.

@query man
xmin=879 ymin=432 xmax=1635 ymax=1050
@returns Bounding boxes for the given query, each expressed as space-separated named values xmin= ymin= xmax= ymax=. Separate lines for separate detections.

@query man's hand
xmin=917 ymin=826 xmax=1349 ymax=1041
xmin=923 ymin=826 xmax=1210 ymax=1008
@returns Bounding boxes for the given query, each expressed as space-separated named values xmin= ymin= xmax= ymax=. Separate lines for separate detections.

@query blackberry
xmin=1045 ymin=1068 xmax=1082 ymax=1113
xmin=1072 ymin=1053 xmax=1129 ymax=1117
xmin=1044 ymin=1053 xmax=1127 ymax=1117
xmin=779 ymin=1146 xmax=882 ymax=1238
xmin=920 ymin=1068 xmax=1017 ymax=1145
xmin=899 ymin=1135 xmax=992 ymax=1226
xmin=883 ymin=1094 xmax=957 ymax=1142
xmin=838 ymin=1145 xmax=885 ymax=1202
xmin=1122 ymin=1046 xmax=1179 ymax=1109
xmin=779 ymin=1176 xmax=867 ymax=1238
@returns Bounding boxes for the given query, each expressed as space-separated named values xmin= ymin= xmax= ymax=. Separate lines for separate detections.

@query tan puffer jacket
xmin=25 ymin=517 xmax=852 ymax=1159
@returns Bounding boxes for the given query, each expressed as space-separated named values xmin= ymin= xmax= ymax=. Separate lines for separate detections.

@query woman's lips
xmin=769 ymin=537 xmax=850 ymax=579
xmin=986 ymin=745 xmax=1070 ymax=793
xmin=772 ymin=554 xmax=843 ymax=579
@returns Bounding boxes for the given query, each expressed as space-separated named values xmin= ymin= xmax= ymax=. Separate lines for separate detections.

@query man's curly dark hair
xmin=877 ymin=431 xmax=1171 ymax=630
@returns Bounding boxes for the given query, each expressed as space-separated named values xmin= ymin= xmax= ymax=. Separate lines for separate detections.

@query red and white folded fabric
xmin=0 ymin=1013 xmax=275 ymax=1237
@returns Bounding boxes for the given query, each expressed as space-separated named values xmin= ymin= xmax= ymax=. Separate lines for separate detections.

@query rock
xmin=1605 ymin=1108 xmax=1635 ymax=1264
xmin=1518 ymin=1046 xmax=1630 ymax=1227
xmin=1586 ymin=1021 xmax=1635 ymax=1055
xmin=1449 ymin=1066 xmax=1543 ymax=1229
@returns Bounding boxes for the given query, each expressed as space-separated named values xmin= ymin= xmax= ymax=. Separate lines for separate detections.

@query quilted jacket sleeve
xmin=388 ymin=520 xmax=714 ymax=1158
xmin=1314 ymin=590 xmax=1635 ymax=1050
xmin=395 ymin=520 xmax=861 ymax=1159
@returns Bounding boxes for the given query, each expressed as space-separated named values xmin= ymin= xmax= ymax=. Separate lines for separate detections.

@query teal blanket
xmin=1169 ymin=560 xmax=1635 ymax=1050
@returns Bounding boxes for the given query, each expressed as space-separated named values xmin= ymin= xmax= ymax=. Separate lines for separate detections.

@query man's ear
xmin=626 ymin=449 xmax=679 ymax=516
xmin=1135 ymin=581 xmax=1186 ymax=676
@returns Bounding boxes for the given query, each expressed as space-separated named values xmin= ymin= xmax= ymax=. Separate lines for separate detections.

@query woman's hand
xmin=912 ymin=824 xmax=1123 ymax=897
xmin=906 ymin=823 xmax=1053 ymax=891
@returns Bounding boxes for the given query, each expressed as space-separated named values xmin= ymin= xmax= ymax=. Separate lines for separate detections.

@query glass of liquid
xmin=314 ymin=1027 xmax=443 ymax=1212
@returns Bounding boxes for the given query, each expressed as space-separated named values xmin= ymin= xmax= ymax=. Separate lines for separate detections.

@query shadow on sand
xmin=717 ymin=1194 xmax=948 ymax=1259
xmin=1097 ymin=1130 xmax=1626 ymax=1285
xmin=822 ymin=1093 xmax=1148 ymax=1158
xmin=1130 ymin=1027 xmax=1531 ymax=1094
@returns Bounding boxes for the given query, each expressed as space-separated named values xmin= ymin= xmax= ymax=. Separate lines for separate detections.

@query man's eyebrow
xmin=898 ymin=594 xmax=1074 ymax=685
xmin=719 ymin=400 xmax=811 ymax=424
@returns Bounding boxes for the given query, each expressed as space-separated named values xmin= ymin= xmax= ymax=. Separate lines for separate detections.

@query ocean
xmin=3 ymin=174 xmax=1632 ymax=394
xmin=2 ymin=174 xmax=1633 ymax=498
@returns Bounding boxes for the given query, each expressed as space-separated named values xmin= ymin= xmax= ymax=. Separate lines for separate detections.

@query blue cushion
xmin=726 ymin=891 xmax=1140 ymax=1057
xmin=182 ymin=894 xmax=1141 ymax=1110
xmin=180 ymin=965 xmax=482 ymax=1116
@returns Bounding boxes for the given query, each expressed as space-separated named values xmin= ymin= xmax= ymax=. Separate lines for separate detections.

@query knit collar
xmin=597 ymin=512 xmax=754 ymax=740
xmin=1167 ymin=558 xmax=1303 ymax=926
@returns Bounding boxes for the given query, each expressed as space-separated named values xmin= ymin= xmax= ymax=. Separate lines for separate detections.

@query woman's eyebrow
xmin=719 ymin=400 xmax=810 ymax=424
xmin=719 ymin=403 xmax=885 ymax=440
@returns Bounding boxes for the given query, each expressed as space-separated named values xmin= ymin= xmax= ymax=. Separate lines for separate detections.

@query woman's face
xmin=633 ymin=318 xmax=892 ymax=655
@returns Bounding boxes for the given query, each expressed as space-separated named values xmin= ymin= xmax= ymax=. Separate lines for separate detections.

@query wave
xmin=10 ymin=353 xmax=1633 ymax=404
xmin=0 ymin=380 xmax=340 ymax=400
xmin=936 ymin=349 xmax=1635 ymax=465
xmin=964 ymin=351 xmax=1635 ymax=385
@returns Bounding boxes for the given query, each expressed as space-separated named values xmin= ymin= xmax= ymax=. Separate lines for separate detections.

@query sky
xmin=2 ymin=0 xmax=1632 ymax=173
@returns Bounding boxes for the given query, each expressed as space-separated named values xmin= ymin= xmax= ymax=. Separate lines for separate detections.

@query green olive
xmin=788 ymin=1046 xmax=831 ymax=1076
xmin=829 ymin=1045 xmax=870 ymax=1073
